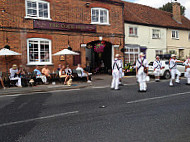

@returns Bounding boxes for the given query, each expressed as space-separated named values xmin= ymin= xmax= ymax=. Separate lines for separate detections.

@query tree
xmin=159 ymin=2 xmax=186 ymax=15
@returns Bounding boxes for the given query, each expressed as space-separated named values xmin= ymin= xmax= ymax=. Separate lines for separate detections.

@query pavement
xmin=0 ymin=74 xmax=137 ymax=95
xmin=0 ymin=78 xmax=190 ymax=142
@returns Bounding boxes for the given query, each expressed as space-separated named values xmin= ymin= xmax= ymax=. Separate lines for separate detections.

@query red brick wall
xmin=0 ymin=0 xmax=124 ymax=72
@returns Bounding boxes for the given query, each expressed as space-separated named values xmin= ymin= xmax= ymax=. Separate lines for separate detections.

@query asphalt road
xmin=0 ymin=79 xmax=190 ymax=142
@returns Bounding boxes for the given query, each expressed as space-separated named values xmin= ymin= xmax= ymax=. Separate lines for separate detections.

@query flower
xmin=94 ymin=42 xmax=105 ymax=53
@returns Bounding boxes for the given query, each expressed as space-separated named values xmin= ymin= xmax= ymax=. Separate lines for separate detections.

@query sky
xmin=123 ymin=0 xmax=190 ymax=20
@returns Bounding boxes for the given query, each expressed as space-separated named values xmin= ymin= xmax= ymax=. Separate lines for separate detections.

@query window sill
xmin=129 ymin=35 xmax=138 ymax=37
xmin=27 ymin=63 xmax=54 ymax=66
xmin=172 ymin=38 xmax=179 ymax=40
xmin=90 ymin=22 xmax=110 ymax=26
xmin=24 ymin=16 xmax=52 ymax=21
xmin=152 ymin=37 xmax=161 ymax=39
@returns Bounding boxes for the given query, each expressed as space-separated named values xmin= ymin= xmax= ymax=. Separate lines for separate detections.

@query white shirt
xmin=136 ymin=58 xmax=148 ymax=69
xmin=112 ymin=59 xmax=120 ymax=71
xmin=153 ymin=60 xmax=162 ymax=69
xmin=10 ymin=68 xmax=18 ymax=78
xmin=184 ymin=59 xmax=190 ymax=66
xmin=169 ymin=59 xmax=177 ymax=69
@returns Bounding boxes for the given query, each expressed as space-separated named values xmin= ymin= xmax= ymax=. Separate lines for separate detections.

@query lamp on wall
xmin=67 ymin=36 xmax=72 ymax=51
xmin=85 ymin=2 xmax=90 ymax=7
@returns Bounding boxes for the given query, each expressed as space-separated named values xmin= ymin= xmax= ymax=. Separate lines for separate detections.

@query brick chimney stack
xmin=173 ymin=0 xmax=182 ymax=23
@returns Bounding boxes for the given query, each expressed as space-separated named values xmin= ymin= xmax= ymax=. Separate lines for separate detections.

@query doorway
xmin=86 ymin=40 xmax=112 ymax=74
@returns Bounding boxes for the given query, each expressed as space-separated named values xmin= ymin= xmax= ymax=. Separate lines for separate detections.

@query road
xmin=0 ymin=79 xmax=190 ymax=142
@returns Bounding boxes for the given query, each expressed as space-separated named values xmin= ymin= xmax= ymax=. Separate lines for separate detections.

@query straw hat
xmin=171 ymin=54 xmax=177 ymax=57
xmin=115 ymin=54 xmax=120 ymax=58
xmin=139 ymin=52 xmax=145 ymax=57
xmin=12 ymin=64 xmax=17 ymax=69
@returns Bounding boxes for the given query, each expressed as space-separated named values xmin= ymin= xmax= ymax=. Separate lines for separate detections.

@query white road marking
xmin=127 ymin=91 xmax=190 ymax=104
xmin=92 ymin=86 xmax=109 ymax=89
xmin=0 ymin=111 xmax=79 ymax=127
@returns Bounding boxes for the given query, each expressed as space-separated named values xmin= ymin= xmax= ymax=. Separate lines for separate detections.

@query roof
xmin=124 ymin=2 xmax=190 ymax=30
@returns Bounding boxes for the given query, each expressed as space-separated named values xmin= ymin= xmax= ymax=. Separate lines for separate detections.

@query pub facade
xmin=0 ymin=0 xmax=124 ymax=73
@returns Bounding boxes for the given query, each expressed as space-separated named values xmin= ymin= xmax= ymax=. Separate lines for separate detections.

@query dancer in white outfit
xmin=184 ymin=57 xmax=190 ymax=85
xmin=118 ymin=55 xmax=124 ymax=86
xmin=111 ymin=54 xmax=121 ymax=90
xmin=153 ymin=56 xmax=162 ymax=82
xmin=169 ymin=54 xmax=181 ymax=86
xmin=136 ymin=52 xmax=149 ymax=92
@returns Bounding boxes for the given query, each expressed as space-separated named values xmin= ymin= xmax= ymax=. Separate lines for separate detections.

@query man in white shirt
xmin=136 ymin=52 xmax=149 ymax=92
xmin=76 ymin=64 xmax=92 ymax=83
xmin=111 ymin=54 xmax=121 ymax=90
xmin=9 ymin=64 xmax=22 ymax=87
xmin=153 ymin=56 xmax=162 ymax=82
xmin=184 ymin=57 xmax=190 ymax=85
xmin=169 ymin=54 xmax=181 ymax=86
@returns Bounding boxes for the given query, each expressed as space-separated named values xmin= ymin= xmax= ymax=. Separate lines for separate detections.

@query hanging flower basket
xmin=94 ymin=41 xmax=106 ymax=53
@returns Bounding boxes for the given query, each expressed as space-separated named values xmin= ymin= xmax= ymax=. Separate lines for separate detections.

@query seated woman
xmin=59 ymin=65 xmax=69 ymax=85
xmin=18 ymin=65 xmax=28 ymax=87
xmin=34 ymin=65 xmax=47 ymax=84
xmin=9 ymin=64 xmax=22 ymax=87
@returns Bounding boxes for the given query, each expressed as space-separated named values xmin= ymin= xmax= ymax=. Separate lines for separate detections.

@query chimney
xmin=172 ymin=0 xmax=182 ymax=24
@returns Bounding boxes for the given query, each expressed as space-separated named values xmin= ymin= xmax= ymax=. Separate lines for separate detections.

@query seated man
xmin=42 ymin=65 xmax=51 ymax=78
xmin=76 ymin=64 xmax=92 ymax=83
xmin=34 ymin=65 xmax=47 ymax=84
xmin=65 ymin=65 xmax=72 ymax=76
xmin=59 ymin=65 xmax=69 ymax=85
xmin=9 ymin=64 xmax=22 ymax=87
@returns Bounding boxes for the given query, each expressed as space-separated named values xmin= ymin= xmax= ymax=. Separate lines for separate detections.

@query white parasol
xmin=0 ymin=48 xmax=21 ymax=72
xmin=53 ymin=49 xmax=79 ymax=56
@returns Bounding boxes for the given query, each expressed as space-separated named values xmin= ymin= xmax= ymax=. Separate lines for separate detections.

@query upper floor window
xmin=156 ymin=50 xmax=163 ymax=56
xmin=152 ymin=29 xmax=161 ymax=39
xmin=25 ymin=0 xmax=50 ymax=19
xmin=188 ymin=32 xmax=190 ymax=41
xmin=91 ymin=8 xmax=109 ymax=25
xmin=172 ymin=30 xmax=179 ymax=39
xmin=27 ymin=38 xmax=52 ymax=65
xmin=129 ymin=27 xmax=138 ymax=37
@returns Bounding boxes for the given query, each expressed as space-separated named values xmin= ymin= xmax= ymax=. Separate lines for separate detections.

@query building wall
xmin=0 ymin=0 xmax=124 ymax=72
xmin=167 ymin=29 xmax=190 ymax=59
xmin=125 ymin=23 xmax=167 ymax=62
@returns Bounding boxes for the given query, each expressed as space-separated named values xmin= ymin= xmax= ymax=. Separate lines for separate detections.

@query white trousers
xmin=10 ymin=77 xmax=22 ymax=86
xmin=154 ymin=69 xmax=161 ymax=77
xmin=138 ymin=69 xmax=147 ymax=91
xmin=36 ymin=75 xmax=47 ymax=83
xmin=170 ymin=69 xmax=181 ymax=85
xmin=185 ymin=68 xmax=190 ymax=84
xmin=111 ymin=70 xmax=120 ymax=90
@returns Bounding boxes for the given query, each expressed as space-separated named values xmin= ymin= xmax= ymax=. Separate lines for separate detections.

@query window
xmin=27 ymin=38 xmax=52 ymax=65
xmin=129 ymin=27 xmax=138 ymax=37
xmin=188 ymin=32 xmax=190 ymax=41
xmin=91 ymin=8 xmax=109 ymax=24
xmin=172 ymin=30 xmax=179 ymax=39
xmin=25 ymin=0 xmax=50 ymax=19
xmin=156 ymin=50 xmax=163 ymax=56
xmin=169 ymin=50 xmax=176 ymax=54
xmin=124 ymin=46 xmax=140 ymax=64
xmin=152 ymin=29 xmax=161 ymax=39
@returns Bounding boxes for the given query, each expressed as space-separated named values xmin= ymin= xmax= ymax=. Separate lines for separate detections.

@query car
xmin=148 ymin=60 xmax=185 ymax=79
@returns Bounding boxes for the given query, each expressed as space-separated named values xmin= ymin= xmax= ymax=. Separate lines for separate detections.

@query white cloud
xmin=127 ymin=0 xmax=190 ymax=20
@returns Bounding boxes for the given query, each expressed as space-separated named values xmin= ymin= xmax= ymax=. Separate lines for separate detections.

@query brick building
xmin=0 ymin=0 xmax=124 ymax=73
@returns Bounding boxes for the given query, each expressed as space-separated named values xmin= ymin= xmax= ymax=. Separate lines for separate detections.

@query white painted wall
xmin=125 ymin=23 xmax=167 ymax=62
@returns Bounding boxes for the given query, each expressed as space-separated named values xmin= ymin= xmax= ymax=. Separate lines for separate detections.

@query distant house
xmin=124 ymin=1 xmax=190 ymax=63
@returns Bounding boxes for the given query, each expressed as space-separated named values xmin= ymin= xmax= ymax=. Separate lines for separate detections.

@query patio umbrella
xmin=0 ymin=48 xmax=21 ymax=73
xmin=53 ymin=49 xmax=79 ymax=64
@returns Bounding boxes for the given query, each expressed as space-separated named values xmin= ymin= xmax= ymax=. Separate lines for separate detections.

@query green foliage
xmin=159 ymin=2 xmax=186 ymax=15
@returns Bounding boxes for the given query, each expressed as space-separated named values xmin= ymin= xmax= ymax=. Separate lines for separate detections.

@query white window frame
xmin=124 ymin=46 xmax=140 ymax=63
xmin=171 ymin=30 xmax=179 ymax=39
xmin=129 ymin=27 xmax=138 ymax=37
xmin=152 ymin=29 xmax=161 ymax=39
xmin=25 ymin=0 xmax=51 ymax=20
xmin=91 ymin=8 xmax=109 ymax=25
xmin=27 ymin=38 xmax=52 ymax=65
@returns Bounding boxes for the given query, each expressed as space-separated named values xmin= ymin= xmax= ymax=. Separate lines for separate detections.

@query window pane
xmin=92 ymin=9 xmax=99 ymax=22
xmin=129 ymin=28 xmax=133 ymax=35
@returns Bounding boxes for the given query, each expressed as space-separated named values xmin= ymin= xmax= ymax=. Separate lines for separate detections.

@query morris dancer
xmin=111 ymin=54 xmax=121 ymax=90
xmin=136 ymin=52 xmax=149 ymax=92
xmin=169 ymin=54 xmax=181 ymax=86
xmin=153 ymin=56 xmax=162 ymax=82
xmin=184 ymin=57 xmax=190 ymax=85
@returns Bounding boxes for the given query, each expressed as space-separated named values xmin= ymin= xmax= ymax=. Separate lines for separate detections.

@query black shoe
xmin=186 ymin=83 xmax=190 ymax=85
xmin=110 ymin=88 xmax=114 ymax=90
xmin=115 ymin=88 xmax=120 ymax=90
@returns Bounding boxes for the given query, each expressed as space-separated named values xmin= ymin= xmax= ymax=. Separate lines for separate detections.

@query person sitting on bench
xmin=34 ymin=65 xmax=47 ymax=84
xmin=59 ymin=65 xmax=69 ymax=85
xmin=76 ymin=64 xmax=92 ymax=83
xmin=9 ymin=64 xmax=22 ymax=87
